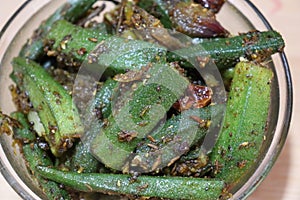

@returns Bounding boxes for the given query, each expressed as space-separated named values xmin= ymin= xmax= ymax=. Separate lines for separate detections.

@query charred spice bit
xmin=147 ymin=143 xmax=159 ymax=150
xmin=137 ymin=183 xmax=149 ymax=192
xmin=190 ymin=115 xmax=207 ymax=127
xmin=238 ymin=141 xmax=255 ymax=150
xmin=140 ymin=105 xmax=151 ymax=118
xmin=118 ymin=130 xmax=138 ymax=142
xmin=147 ymin=135 xmax=156 ymax=143
xmin=88 ymin=37 xmax=98 ymax=43
xmin=77 ymin=47 xmax=87 ymax=56
xmin=60 ymin=34 xmax=72 ymax=50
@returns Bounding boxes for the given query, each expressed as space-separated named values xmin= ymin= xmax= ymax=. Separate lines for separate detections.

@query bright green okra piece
xmin=45 ymin=20 xmax=284 ymax=72
xmin=132 ymin=107 xmax=211 ymax=172
xmin=91 ymin=63 xmax=190 ymax=171
xmin=170 ymin=30 xmax=285 ymax=70
xmin=19 ymin=0 xmax=98 ymax=60
xmin=209 ymin=61 xmax=273 ymax=189
xmin=36 ymin=166 xmax=225 ymax=200
xmin=45 ymin=20 xmax=166 ymax=75
xmin=67 ymin=122 xmax=104 ymax=173
xmin=12 ymin=57 xmax=83 ymax=157
xmin=10 ymin=112 xmax=71 ymax=200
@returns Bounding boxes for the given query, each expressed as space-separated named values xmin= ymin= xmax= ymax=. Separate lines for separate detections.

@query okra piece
xmin=170 ymin=30 xmax=285 ymax=70
xmin=19 ymin=0 xmax=98 ymax=60
xmin=10 ymin=112 xmax=71 ymax=200
xmin=36 ymin=166 xmax=225 ymax=200
xmin=132 ymin=107 xmax=211 ymax=172
xmin=85 ymin=78 xmax=118 ymax=123
xmin=45 ymin=20 xmax=166 ymax=75
xmin=209 ymin=62 xmax=273 ymax=189
xmin=68 ymin=122 xmax=103 ymax=173
xmin=91 ymin=63 xmax=190 ymax=171
xmin=12 ymin=57 xmax=83 ymax=156
xmin=10 ymin=112 xmax=36 ymax=143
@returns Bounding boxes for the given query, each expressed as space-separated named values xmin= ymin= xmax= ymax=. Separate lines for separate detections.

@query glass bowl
xmin=0 ymin=0 xmax=293 ymax=199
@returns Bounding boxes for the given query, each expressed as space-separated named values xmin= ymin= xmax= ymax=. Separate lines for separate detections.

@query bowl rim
xmin=0 ymin=0 xmax=293 ymax=199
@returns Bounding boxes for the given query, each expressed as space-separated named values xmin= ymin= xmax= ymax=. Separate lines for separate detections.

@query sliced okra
xmin=36 ymin=166 xmax=225 ymax=200
xmin=12 ymin=57 xmax=83 ymax=156
xmin=170 ymin=30 xmax=285 ymax=70
xmin=45 ymin=20 xmax=166 ymax=75
xmin=9 ymin=112 xmax=71 ymax=200
xmin=91 ymin=62 xmax=190 ymax=171
xmin=19 ymin=0 xmax=98 ymax=60
xmin=131 ymin=107 xmax=211 ymax=173
xmin=209 ymin=61 xmax=273 ymax=190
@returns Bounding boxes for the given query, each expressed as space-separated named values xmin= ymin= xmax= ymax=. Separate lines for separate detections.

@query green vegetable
xmin=36 ymin=166 xmax=225 ymax=200
xmin=12 ymin=57 xmax=83 ymax=156
xmin=45 ymin=20 xmax=166 ymax=75
xmin=210 ymin=61 xmax=273 ymax=190
xmin=10 ymin=112 xmax=36 ymax=143
xmin=66 ymin=123 xmax=104 ymax=173
xmin=132 ymin=107 xmax=211 ymax=173
xmin=170 ymin=30 xmax=285 ymax=70
xmin=91 ymin=63 xmax=189 ymax=171
xmin=85 ymin=78 xmax=118 ymax=123
xmin=10 ymin=112 xmax=71 ymax=200
xmin=19 ymin=0 xmax=98 ymax=60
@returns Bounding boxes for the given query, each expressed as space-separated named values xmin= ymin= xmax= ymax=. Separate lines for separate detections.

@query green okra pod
xmin=85 ymin=78 xmax=118 ymax=123
xmin=45 ymin=20 xmax=166 ymax=75
xmin=23 ymin=144 xmax=72 ymax=200
xmin=12 ymin=57 xmax=83 ymax=156
xmin=10 ymin=112 xmax=71 ymax=200
xmin=68 ymin=122 xmax=103 ymax=173
xmin=209 ymin=61 xmax=273 ymax=190
xmin=131 ymin=107 xmax=211 ymax=172
xmin=10 ymin=112 xmax=36 ymax=143
xmin=36 ymin=166 xmax=225 ymax=200
xmin=19 ymin=0 xmax=98 ymax=60
xmin=91 ymin=63 xmax=190 ymax=171
xmin=170 ymin=30 xmax=285 ymax=70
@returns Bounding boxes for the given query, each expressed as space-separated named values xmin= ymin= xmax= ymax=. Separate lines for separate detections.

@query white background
xmin=1 ymin=0 xmax=300 ymax=199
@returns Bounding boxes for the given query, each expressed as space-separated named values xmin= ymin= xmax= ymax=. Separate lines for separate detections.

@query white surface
xmin=0 ymin=0 xmax=299 ymax=200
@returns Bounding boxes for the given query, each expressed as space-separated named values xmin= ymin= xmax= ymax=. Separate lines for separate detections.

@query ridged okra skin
xmin=210 ymin=62 xmax=273 ymax=190
xmin=45 ymin=20 xmax=285 ymax=73
xmin=170 ymin=30 xmax=285 ymax=70
xmin=36 ymin=166 xmax=225 ymax=200
xmin=12 ymin=57 xmax=83 ymax=157
xmin=91 ymin=63 xmax=190 ymax=171
xmin=10 ymin=112 xmax=71 ymax=200
xmin=45 ymin=20 xmax=167 ymax=75
xmin=19 ymin=0 xmax=98 ymax=60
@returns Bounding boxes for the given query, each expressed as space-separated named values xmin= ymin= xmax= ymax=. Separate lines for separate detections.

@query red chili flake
xmin=237 ymin=160 xmax=247 ymax=169
xmin=174 ymin=84 xmax=212 ymax=111
xmin=77 ymin=47 xmax=87 ymax=56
